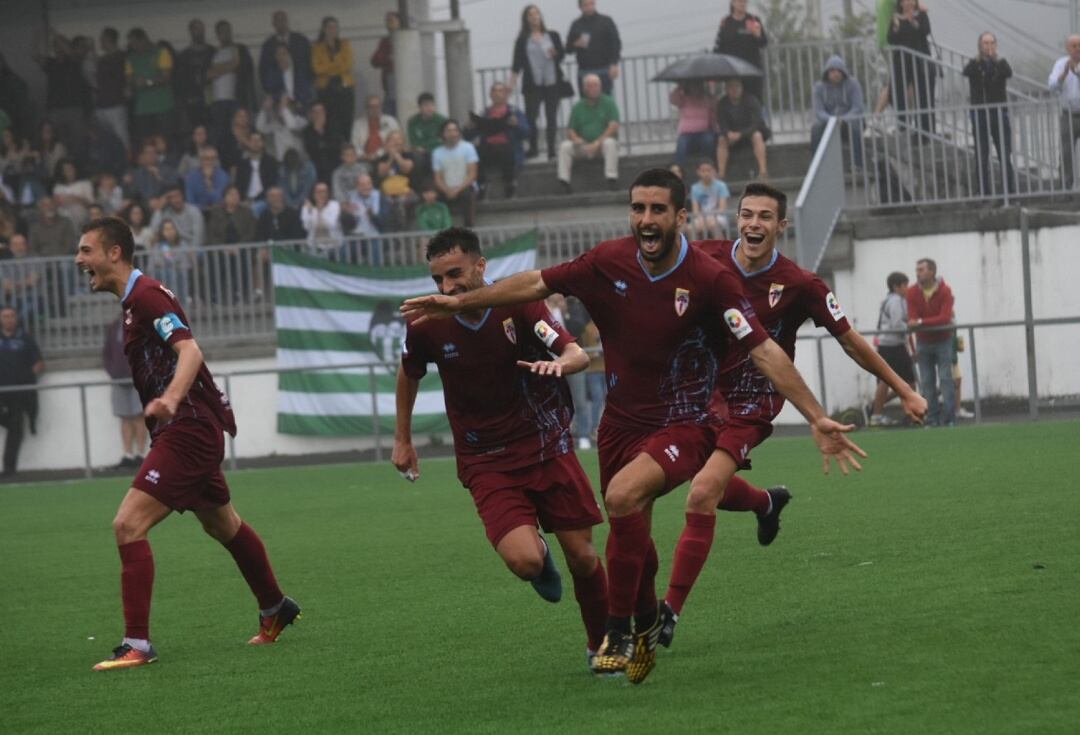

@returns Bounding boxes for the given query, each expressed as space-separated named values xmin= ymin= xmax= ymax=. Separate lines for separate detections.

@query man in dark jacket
xmin=716 ymin=78 xmax=769 ymax=180
xmin=811 ymin=55 xmax=865 ymax=168
xmin=713 ymin=0 xmax=768 ymax=101
xmin=233 ymin=131 xmax=280 ymax=210
xmin=175 ymin=19 xmax=216 ymax=140
xmin=259 ymin=10 xmax=312 ymax=99
xmin=256 ymin=186 xmax=305 ymax=242
xmin=963 ymin=32 xmax=1014 ymax=195
xmin=0 ymin=306 xmax=44 ymax=478
xmin=566 ymin=0 xmax=621 ymax=96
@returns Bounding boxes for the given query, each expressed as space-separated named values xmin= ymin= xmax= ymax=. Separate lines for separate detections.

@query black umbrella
xmin=652 ymin=53 xmax=763 ymax=82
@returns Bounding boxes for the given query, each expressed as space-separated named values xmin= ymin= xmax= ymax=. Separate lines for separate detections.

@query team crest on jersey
xmin=768 ymin=283 xmax=785 ymax=308
xmin=826 ymin=291 xmax=845 ymax=321
xmin=724 ymin=308 xmax=754 ymax=340
xmin=124 ymin=308 xmax=133 ymax=326
xmin=674 ymin=288 xmax=690 ymax=316
xmin=502 ymin=317 xmax=517 ymax=344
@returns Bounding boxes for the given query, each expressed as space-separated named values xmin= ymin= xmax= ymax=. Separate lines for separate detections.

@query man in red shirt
xmin=907 ymin=257 xmax=956 ymax=426
xmin=393 ymin=227 xmax=608 ymax=668
xmin=469 ymin=81 xmax=528 ymax=199
xmin=402 ymin=169 xmax=865 ymax=684
xmin=75 ymin=217 xmax=299 ymax=671
xmin=658 ymin=183 xmax=928 ymax=647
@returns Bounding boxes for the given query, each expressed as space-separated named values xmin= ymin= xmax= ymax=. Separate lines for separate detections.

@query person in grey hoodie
xmin=811 ymin=54 xmax=865 ymax=168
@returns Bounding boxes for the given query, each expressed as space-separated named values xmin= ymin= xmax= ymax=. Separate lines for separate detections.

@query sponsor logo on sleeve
xmin=768 ymin=283 xmax=785 ymax=308
xmin=724 ymin=308 xmax=754 ymax=340
xmin=534 ymin=320 xmax=558 ymax=348
xmin=502 ymin=317 xmax=517 ymax=344
xmin=826 ymin=292 xmax=845 ymax=321
xmin=675 ymin=288 xmax=690 ymax=316
xmin=153 ymin=312 xmax=188 ymax=341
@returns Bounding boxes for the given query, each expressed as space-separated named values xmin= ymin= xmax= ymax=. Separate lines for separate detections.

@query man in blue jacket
xmin=811 ymin=55 xmax=865 ymax=168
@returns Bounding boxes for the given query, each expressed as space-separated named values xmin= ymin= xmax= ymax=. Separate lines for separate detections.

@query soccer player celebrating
xmin=75 ymin=217 xmax=300 ymax=671
xmin=658 ymin=182 xmax=928 ymax=647
xmin=393 ymin=227 xmax=609 ymax=669
xmin=402 ymin=169 xmax=865 ymax=683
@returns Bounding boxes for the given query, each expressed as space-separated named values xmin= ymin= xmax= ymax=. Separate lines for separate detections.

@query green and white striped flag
xmin=272 ymin=232 xmax=538 ymax=435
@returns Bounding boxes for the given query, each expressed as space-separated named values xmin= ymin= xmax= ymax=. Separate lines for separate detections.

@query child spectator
xmin=689 ymin=159 xmax=730 ymax=238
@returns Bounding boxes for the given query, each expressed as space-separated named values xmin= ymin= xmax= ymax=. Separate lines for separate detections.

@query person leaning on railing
xmin=811 ymin=55 xmax=865 ymax=170
xmin=887 ymin=0 xmax=935 ymax=137
xmin=1048 ymin=34 xmax=1080 ymax=190
xmin=963 ymin=32 xmax=1014 ymax=197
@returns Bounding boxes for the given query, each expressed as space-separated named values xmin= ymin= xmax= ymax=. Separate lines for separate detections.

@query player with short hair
xmin=402 ymin=169 xmax=865 ymax=684
xmin=658 ymin=182 xmax=927 ymax=646
xmin=393 ymin=227 xmax=609 ymax=668
xmin=75 ymin=217 xmax=300 ymax=671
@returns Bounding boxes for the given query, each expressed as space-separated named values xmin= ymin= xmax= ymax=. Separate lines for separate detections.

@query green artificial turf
xmin=2 ymin=421 xmax=1078 ymax=734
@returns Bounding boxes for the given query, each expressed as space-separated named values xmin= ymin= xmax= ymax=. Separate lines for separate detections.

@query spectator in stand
xmin=96 ymin=172 xmax=127 ymax=215
xmin=150 ymin=185 xmax=205 ymax=247
xmin=370 ymin=12 xmax=400 ymax=117
xmin=260 ymin=10 xmax=313 ymax=100
xmin=280 ymin=148 xmax=317 ymax=210
xmin=345 ymin=173 xmax=385 ymax=264
xmin=374 ymin=130 xmax=417 ymax=231
xmin=35 ymin=121 xmax=68 ymax=187
xmin=566 ymin=0 xmax=621 ymax=96
xmin=351 ymin=94 xmax=400 ymax=164
xmin=414 ymin=181 xmax=451 ymax=232
xmin=963 ymin=32 xmax=1014 ymax=196
xmin=715 ymin=78 xmax=770 ymax=180
xmin=81 ymin=119 xmax=128 ymax=180
xmin=713 ymin=1 xmax=769 ymax=102
xmin=432 ymin=119 xmax=479 ymax=227
xmin=907 ymin=257 xmax=955 ymax=426
xmin=407 ymin=92 xmax=447 ymax=159
xmin=127 ymin=141 xmax=179 ymax=208
xmin=888 ymin=0 xmax=935 ymax=137
xmin=557 ymin=73 xmax=620 ymax=194
xmin=670 ymin=81 xmax=717 ymax=171
xmin=93 ymin=27 xmax=129 ymax=151
xmin=301 ymin=181 xmax=344 ymax=252
xmin=313 ymin=16 xmax=356 ymax=144
xmin=52 ymin=159 xmax=94 ymax=227
xmin=332 ymin=142 xmax=369 ymax=204
xmin=122 ymin=202 xmax=155 ymax=252
xmin=0 ymin=53 xmax=31 ymax=141
xmin=206 ymin=20 xmax=256 ymax=151
xmin=511 ymin=5 xmax=567 ymax=160
xmin=868 ymin=271 xmax=916 ymax=426
xmin=1048 ymin=34 xmax=1080 ymax=189
xmin=469 ymin=81 xmax=529 ymax=200
xmin=206 ymin=185 xmax=256 ymax=245
xmin=0 ymin=306 xmax=44 ymax=479
xmin=29 ymin=196 xmax=77 ymax=257
xmin=303 ymin=103 xmax=343 ymax=184
xmin=125 ymin=28 xmax=175 ymax=146
xmin=1 ymin=128 xmax=32 ymax=179
xmin=220 ymin=107 xmax=254 ymax=175
xmin=234 ymin=131 xmax=279 ymax=213
xmin=1 ymin=234 xmax=46 ymax=324
xmin=184 ymin=145 xmax=229 ymax=210
xmin=103 ymin=315 xmax=147 ymax=469
xmin=11 ymin=153 xmax=48 ymax=210
xmin=266 ymin=42 xmax=314 ymax=110
xmin=34 ymin=28 xmax=92 ymax=151
xmin=256 ymin=186 xmax=305 ymax=241
xmin=177 ymin=125 xmax=210 ymax=178
xmin=175 ymin=20 xmax=216 ymax=141
xmin=811 ymin=55 xmax=865 ymax=170
xmin=689 ymin=159 xmax=730 ymax=238
xmin=149 ymin=217 xmax=192 ymax=301
xmin=256 ymin=94 xmax=307 ymax=163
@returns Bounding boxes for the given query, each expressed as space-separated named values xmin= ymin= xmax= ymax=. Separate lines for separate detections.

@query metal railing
xmin=794 ymin=116 xmax=844 ymax=270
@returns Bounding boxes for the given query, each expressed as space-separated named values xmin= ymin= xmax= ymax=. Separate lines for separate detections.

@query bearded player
xmin=75 ymin=217 xmax=300 ymax=671
xmin=659 ymin=182 xmax=927 ymax=646
xmin=392 ymin=227 xmax=609 ymax=670
xmin=402 ymin=169 xmax=865 ymax=684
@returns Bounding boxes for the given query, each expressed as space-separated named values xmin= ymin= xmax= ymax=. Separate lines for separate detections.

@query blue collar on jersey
xmin=636 ymin=234 xmax=689 ymax=282
xmin=122 ymin=269 xmax=144 ymax=301
xmin=454 ymin=277 xmax=493 ymax=331
xmin=730 ymin=239 xmax=778 ymax=277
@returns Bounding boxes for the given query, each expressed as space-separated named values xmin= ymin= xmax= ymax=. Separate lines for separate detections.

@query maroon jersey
xmin=121 ymin=270 xmax=237 ymax=437
xmin=401 ymin=300 xmax=576 ymax=483
xmin=541 ymin=235 xmax=769 ymax=432
xmin=697 ymin=239 xmax=851 ymax=420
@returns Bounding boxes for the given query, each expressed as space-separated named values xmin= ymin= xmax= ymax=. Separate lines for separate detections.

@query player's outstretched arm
xmin=401 ymin=270 xmax=552 ymax=325
xmin=145 ymin=339 xmax=203 ymax=423
xmin=517 ymin=341 xmax=590 ymax=377
xmin=392 ymin=365 xmax=421 ymax=482
xmin=749 ymin=338 xmax=868 ymax=475
xmin=837 ymin=329 xmax=927 ymax=424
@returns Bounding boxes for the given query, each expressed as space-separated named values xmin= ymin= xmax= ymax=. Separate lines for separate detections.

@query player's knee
xmin=566 ymin=546 xmax=599 ymax=578
xmin=505 ymin=552 xmax=544 ymax=581
xmin=112 ymin=514 xmax=145 ymax=544
xmin=686 ymin=473 xmax=725 ymax=513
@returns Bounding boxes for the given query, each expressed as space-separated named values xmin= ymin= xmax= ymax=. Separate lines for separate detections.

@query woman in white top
xmin=52 ymin=159 xmax=94 ymax=227
xmin=300 ymin=181 xmax=344 ymax=254
xmin=124 ymin=202 xmax=155 ymax=254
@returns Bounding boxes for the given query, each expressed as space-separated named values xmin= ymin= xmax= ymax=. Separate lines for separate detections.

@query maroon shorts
xmin=715 ymin=412 xmax=775 ymax=470
xmin=467 ymin=452 xmax=603 ymax=547
xmin=597 ymin=421 xmax=717 ymax=497
xmin=132 ymin=419 xmax=230 ymax=513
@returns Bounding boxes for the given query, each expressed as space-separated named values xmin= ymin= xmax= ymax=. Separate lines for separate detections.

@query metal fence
xmin=794 ymin=116 xmax=844 ymax=270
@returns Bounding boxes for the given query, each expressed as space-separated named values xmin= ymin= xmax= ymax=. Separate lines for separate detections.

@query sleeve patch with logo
xmin=153 ymin=312 xmax=189 ymax=342
xmin=825 ymin=292 xmax=845 ymax=321
xmin=533 ymin=320 xmax=559 ymax=348
xmin=723 ymin=308 xmax=754 ymax=340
